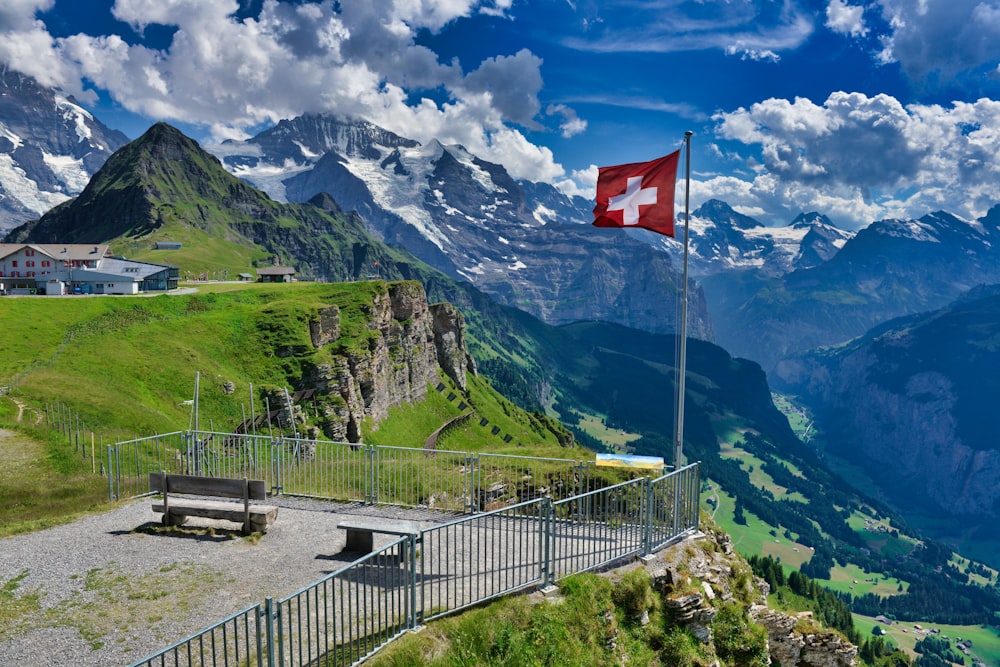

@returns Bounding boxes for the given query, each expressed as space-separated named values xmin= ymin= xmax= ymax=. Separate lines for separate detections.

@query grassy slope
xmin=0 ymin=282 xmax=578 ymax=455
xmin=0 ymin=415 xmax=111 ymax=538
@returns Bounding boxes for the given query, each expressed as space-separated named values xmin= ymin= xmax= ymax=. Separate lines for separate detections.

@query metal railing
xmin=105 ymin=430 xmax=617 ymax=510
xmin=128 ymin=601 xmax=266 ymax=667
xmin=121 ymin=428 xmax=700 ymax=667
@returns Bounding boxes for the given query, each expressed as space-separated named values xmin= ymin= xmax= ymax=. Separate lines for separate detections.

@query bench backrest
xmin=149 ymin=473 xmax=268 ymax=500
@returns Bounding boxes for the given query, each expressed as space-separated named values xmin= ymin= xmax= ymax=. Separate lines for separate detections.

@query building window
xmin=25 ymin=249 xmax=34 ymax=256
xmin=41 ymin=260 xmax=50 ymax=267
xmin=26 ymin=260 xmax=34 ymax=267
xmin=11 ymin=261 xmax=17 ymax=267
xmin=27 ymin=271 xmax=34 ymax=277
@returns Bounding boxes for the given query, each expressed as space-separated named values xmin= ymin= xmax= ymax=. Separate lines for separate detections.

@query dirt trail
xmin=4 ymin=395 xmax=41 ymax=425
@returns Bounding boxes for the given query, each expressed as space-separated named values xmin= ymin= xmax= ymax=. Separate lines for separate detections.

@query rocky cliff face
xmin=295 ymin=281 xmax=473 ymax=442
xmin=776 ymin=288 xmax=1000 ymax=522
xmin=651 ymin=524 xmax=858 ymax=667
xmin=0 ymin=69 xmax=129 ymax=231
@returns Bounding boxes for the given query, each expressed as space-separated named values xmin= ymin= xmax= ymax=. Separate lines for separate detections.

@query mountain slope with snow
xmin=213 ymin=114 xmax=713 ymax=338
xmin=0 ymin=69 xmax=128 ymax=231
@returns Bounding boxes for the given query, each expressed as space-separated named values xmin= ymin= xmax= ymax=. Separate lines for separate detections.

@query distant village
xmin=0 ymin=242 xmax=297 ymax=296
xmin=872 ymin=617 xmax=989 ymax=667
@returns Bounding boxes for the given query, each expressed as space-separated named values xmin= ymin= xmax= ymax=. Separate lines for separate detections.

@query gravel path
xmin=0 ymin=497 xmax=451 ymax=667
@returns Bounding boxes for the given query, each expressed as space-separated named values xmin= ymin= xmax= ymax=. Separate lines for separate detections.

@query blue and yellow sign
xmin=595 ymin=453 xmax=665 ymax=470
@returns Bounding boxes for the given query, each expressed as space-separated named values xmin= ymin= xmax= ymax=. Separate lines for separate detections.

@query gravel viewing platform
xmin=0 ymin=497 xmax=454 ymax=667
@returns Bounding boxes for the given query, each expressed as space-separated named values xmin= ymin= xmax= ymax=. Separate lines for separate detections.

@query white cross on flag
xmin=592 ymin=150 xmax=680 ymax=237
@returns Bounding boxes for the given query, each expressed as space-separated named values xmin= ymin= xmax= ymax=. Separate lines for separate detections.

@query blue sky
xmin=3 ymin=0 xmax=1000 ymax=228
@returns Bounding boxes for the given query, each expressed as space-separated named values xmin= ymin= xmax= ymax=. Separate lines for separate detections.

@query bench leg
xmin=163 ymin=513 xmax=188 ymax=527
xmin=344 ymin=528 xmax=374 ymax=553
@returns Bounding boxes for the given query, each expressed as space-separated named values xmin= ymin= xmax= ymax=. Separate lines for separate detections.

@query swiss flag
xmin=593 ymin=151 xmax=680 ymax=237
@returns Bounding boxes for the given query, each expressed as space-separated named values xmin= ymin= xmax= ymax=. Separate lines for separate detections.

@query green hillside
xmin=0 ymin=282 xmax=574 ymax=459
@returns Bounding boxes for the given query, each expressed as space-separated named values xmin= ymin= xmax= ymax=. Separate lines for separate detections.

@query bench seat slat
xmin=152 ymin=499 xmax=278 ymax=522
xmin=149 ymin=473 xmax=267 ymax=500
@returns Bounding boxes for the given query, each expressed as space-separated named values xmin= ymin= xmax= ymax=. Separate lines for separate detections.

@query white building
xmin=0 ymin=244 xmax=178 ymax=295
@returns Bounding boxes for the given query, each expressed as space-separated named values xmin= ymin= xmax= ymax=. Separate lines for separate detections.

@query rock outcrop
xmin=294 ymin=281 xmax=473 ymax=442
xmin=752 ymin=606 xmax=859 ymax=667
xmin=649 ymin=524 xmax=858 ymax=667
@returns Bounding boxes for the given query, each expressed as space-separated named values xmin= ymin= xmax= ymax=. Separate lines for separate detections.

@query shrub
xmin=712 ymin=601 xmax=769 ymax=667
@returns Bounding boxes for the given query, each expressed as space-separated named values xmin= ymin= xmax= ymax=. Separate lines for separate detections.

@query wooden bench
xmin=149 ymin=472 xmax=278 ymax=535
xmin=337 ymin=519 xmax=421 ymax=556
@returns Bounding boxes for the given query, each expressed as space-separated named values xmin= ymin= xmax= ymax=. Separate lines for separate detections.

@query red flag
xmin=593 ymin=150 xmax=680 ymax=237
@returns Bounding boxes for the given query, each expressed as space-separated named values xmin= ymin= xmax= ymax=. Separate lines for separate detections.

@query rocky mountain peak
xmin=213 ymin=113 xmax=713 ymax=338
xmin=790 ymin=211 xmax=833 ymax=229
xmin=0 ymin=68 xmax=128 ymax=232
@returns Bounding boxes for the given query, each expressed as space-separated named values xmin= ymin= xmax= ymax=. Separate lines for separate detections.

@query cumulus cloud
xmin=461 ymin=49 xmax=544 ymax=129
xmin=0 ymin=0 xmax=51 ymax=30
xmin=724 ymin=44 xmax=780 ymax=62
xmin=712 ymin=92 xmax=1000 ymax=225
xmin=0 ymin=0 xmax=81 ymax=91
xmin=0 ymin=0 xmax=584 ymax=183
xmin=825 ymin=0 xmax=867 ymax=37
xmin=874 ymin=0 xmax=1000 ymax=82
xmin=546 ymin=103 xmax=587 ymax=138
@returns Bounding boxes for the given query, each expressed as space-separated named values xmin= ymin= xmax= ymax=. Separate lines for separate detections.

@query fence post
xmin=263 ymin=596 xmax=276 ymax=667
xmin=642 ymin=476 xmax=653 ymax=557
xmin=270 ymin=436 xmax=281 ymax=496
xmin=673 ymin=470 xmax=682 ymax=538
xmin=366 ymin=445 xmax=377 ymax=504
xmin=573 ymin=461 xmax=590 ymax=498
xmin=466 ymin=454 xmax=479 ymax=513
xmin=408 ymin=533 xmax=419 ymax=630
xmin=541 ymin=496 xmax=553 ymax=588
xmin=106 ymin=444 xmax=116 ymax=501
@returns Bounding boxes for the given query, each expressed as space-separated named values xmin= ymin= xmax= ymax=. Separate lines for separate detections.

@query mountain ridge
xmin=214 ymin=113 xmax=714 ymax=338
xmin=0 ymin=68 xmax=128 ymax=229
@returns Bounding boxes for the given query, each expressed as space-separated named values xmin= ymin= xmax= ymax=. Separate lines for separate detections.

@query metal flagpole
xmin=674 ymin=131 xmax=693 ymax=469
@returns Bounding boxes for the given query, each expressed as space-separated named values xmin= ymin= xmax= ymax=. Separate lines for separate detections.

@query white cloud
xmin=825 ymin=0 xmax=868 ymax=37
xmin=874 ymin=0 xmax=1000 ymax=81
xmin=724 ymin=44 xmax=780 ymax=62
xmin=0 ymin=0 xmax=581 ymax=183
xmin=712 ymin=92 xmax=1000 ymax=225
xmin=546 ymin=103 xmax=587 ymax=138
xmin=563 ymin=0 xmax=814 ymax=57
xmin=0 ymin=0 xmax=52 ymax=31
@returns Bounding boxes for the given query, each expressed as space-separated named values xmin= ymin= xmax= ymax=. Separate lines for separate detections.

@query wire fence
xmin=119 ymin=427 xmax=701 ymax=667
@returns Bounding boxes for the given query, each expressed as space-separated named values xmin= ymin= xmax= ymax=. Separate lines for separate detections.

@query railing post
xmin=263 ymin=596 xmax=276 ymax=667
xmin=573 ymin=461 xmax=590 ymax=498
xmin=466 ymin=454 xmax=479 ymax=513
xmin=106 ymin=444 xmax=115 ymax=501
xmin=408 ymin=532 xmax=419 ymax=629
xmin=366 ymin=445 xmax=377 ymax=504
xmin=673 ymin=469 xmax=682 ymax=538
xmin=541 ymin=496 xmax=553 ymax=587
xmin=642 ymin=476 xmax=653 ymax=557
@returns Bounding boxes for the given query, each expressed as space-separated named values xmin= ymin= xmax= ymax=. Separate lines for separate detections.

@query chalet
xmin=256 ymin=266 xmax=297 ymax=283
xmin=0 ymin=244 xmax=178 ymax=295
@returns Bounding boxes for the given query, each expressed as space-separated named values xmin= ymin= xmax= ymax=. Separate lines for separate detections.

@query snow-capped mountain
xmin=213 ymin=114 xmax=712 ymax=338
xmin=681 ymin=200 xmax=854 ymax=277
xmin=0 ymin=69 xmax=128 ymax=231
